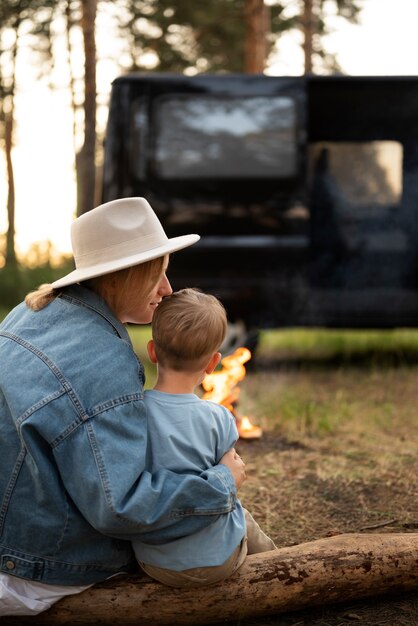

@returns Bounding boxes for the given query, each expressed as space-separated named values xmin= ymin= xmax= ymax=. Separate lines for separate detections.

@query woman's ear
xmin=147 ymin=339 xmax=158 ymax=364
xmin=205 ymin=352 xmax=221 ymax=375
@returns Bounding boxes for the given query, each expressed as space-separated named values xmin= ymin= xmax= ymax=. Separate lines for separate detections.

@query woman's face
xmin=120 ymin=258 xmax=172 ymax=324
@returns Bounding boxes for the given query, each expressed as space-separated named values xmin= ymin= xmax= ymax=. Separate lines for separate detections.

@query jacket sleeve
xmin=52 ymin=397 xmax=237 ymax=545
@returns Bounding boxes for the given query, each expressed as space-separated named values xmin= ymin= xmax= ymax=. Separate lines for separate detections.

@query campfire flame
xmin=202 ymin=347 xmax=262 ymax=440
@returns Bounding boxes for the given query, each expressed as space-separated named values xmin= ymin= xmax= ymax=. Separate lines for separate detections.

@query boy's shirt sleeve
xmin=214 ymin=404 xmax=239 ymax=462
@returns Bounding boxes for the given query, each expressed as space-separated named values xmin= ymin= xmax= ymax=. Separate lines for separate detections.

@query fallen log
xmin=2 ymin=533 xmax=418 ymax=625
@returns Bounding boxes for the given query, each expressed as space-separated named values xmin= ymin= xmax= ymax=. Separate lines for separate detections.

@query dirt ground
xmin=224 ymin=358 xmax=418 ymax=626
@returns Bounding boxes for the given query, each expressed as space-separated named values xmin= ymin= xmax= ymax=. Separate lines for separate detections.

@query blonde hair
xmin=25 ymin=256 xmax=166 ymax=314
xmin=152 ymin=288 xmax=227 ymax=371
xmin=25 ymin=284 xmax=60 ymax=311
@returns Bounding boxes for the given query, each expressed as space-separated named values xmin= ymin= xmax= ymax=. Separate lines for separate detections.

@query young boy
xmin=133 ymin=288 xmax=276 ymax=587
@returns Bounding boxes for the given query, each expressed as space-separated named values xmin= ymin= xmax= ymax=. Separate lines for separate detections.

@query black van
xmin=102 ymin=73 xmax=418 ymax=333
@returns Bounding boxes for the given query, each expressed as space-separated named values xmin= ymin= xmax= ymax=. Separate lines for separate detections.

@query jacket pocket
xmin=0 ymin=554 xmax=45 ymax=580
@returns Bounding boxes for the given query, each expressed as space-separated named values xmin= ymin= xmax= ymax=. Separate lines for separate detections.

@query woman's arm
xmin=51 ymin=398 xmax=245 ymax=544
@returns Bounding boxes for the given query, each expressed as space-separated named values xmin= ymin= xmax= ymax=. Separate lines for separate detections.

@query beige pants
xmin=139 ymin=509 xmax=276 ymax=588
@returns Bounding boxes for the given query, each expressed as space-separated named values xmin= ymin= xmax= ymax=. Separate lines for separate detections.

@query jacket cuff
xmin=208 ymin=464 xmax=237 ymax=508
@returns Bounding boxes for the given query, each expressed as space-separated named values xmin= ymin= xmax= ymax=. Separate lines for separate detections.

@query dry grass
xmin=232 ymin=360 xmax=418 ymax=626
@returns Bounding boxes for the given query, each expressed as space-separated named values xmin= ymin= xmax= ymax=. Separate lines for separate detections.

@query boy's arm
xmin=214 ymin=405 xmax=241 ymax=462
xmin=219 ymin=447 xmax=246 ymax=488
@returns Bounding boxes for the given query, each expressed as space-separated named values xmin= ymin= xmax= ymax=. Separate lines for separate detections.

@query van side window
xmin=152 ymin=95 xmax=298 ymax=180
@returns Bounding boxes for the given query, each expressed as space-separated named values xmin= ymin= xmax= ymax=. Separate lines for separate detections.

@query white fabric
xmin=0 ymin=572 xmax=89 ymax=616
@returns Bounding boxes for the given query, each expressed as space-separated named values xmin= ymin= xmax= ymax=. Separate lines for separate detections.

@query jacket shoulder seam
xmin=0 ymin=331 xmax=88 ymax=422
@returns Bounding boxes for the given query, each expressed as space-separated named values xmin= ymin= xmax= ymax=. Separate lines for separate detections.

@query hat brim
xmin=51 ymin=234 xmax=200 ymax=289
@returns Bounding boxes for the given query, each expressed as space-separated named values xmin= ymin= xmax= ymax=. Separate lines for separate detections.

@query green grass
xmin=259 ymin=327 xmax=418 ymax=363
xmin=126 ymin=324 xmax=152 ymax=359
xmin=0 ymin=260 xmax=74 ymax=310
xmin=126 ymin=324 xmax=156 ymax=387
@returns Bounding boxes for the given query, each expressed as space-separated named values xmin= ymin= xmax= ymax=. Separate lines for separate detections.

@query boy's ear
xmin=205 ymin=352 xmax=221 ymax=375
xmin=147 ymin=339 xmax=158 ymax=364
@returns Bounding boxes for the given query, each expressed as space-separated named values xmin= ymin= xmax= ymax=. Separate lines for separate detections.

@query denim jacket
xmin=0 ymin=285 xmax=236 ymax=585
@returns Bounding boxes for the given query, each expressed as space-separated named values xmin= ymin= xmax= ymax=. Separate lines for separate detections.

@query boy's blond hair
xmin=152 ymin=288 xmax=227 ymax=371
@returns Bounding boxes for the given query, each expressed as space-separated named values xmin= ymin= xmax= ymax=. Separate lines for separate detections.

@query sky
xmin=2 ymin=0 xmax=418 ymax=262
xmin=270 ymin=0 xmax=418 ymax=77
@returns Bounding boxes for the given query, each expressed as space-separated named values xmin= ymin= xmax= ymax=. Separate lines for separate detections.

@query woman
xmin=0 ymin=197 xmax=246 ymax=616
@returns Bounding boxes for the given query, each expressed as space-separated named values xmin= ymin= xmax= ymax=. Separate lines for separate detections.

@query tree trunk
xmin=4 ymin=109 xmax=17 ymax=267
xmin=244 ymin=0 xmax=269 ymax=73
xmin=76 ymin=0 xmax=97 ymax=216
xmin=302 ymin=0 xmax=315 ymax=74
xmin=3 ymin=21 xmax=19 ymax=267
xmin=4 ymin=533 xmax=418 ymax=625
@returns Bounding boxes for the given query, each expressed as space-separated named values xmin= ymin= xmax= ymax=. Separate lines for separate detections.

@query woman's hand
xmin=219 ymin=448 xmax=246 ymax=490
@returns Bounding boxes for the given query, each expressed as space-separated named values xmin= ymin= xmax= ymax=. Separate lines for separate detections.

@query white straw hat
xmin=52 ymin=197 xmax=200 ymax=289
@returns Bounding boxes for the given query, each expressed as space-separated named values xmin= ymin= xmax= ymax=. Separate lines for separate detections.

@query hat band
xmin=75 ymin=232 xmax=169 ymax=269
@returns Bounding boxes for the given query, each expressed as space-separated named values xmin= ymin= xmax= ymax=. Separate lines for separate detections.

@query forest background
xmin=0 ymin=0 xmax=363 ymax=306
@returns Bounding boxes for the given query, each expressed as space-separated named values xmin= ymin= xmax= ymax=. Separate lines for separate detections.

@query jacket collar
xmin=59 ymin=284 xmax=132 ymax=344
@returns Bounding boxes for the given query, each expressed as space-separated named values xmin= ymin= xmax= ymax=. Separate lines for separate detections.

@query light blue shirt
xmin=133 ymin=390 xmax=246 ymax=571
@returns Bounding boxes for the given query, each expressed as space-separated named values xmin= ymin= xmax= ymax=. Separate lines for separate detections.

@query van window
xmin=152 ymin=95 xmax=298 ymax=179
xmin=309 ymin=141 xmax=402 ymax=206
xmin=310 ymin=141 xmax=405 ymax=252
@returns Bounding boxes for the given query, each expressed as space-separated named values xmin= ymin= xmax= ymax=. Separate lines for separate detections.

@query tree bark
xmin=244 ymin=0 xmax=269 ymax=73
xmin=302 ymin=0 xmax=315 ymax=74
xmin=3 ymin=533 xmax=418 ymax=625
xmin=4 ymin=109 xmax=16 ymax=267
xmin=76 ymin=0 xmax=97 ymax=216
